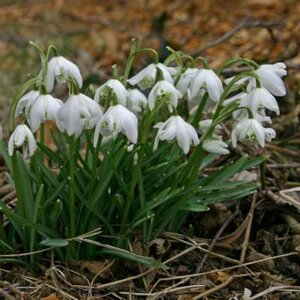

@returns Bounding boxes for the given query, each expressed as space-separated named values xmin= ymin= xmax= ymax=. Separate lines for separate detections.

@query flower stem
xmin=68 ymin=138 xmax=76 ymax=239
xmin=191 ymin=93 xmax=209 ymax=127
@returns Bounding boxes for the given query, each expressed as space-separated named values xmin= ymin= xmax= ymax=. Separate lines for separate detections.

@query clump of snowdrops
xmin=0 ymin=40 xmax=286 ymax=267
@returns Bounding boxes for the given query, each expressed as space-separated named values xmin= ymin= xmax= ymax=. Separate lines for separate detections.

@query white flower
xmin=264 ymin=128 xmax=276 ymax=142
xmin=57 ymin=93 xmax=102 ymax=137
xmin=127 ymin=63 xmax=176 ymax=90
xmin=240 ymin=87 xmax=279 ymax=115
xmin=231 ymin=118 xmax=270 ymax=148
xmin=127 ymin=89 xmax=147 ymax=113
xmin=148 ymin=80 xmax=182 ymax=111
xmin=25 ymin=94 xmax=63 ymax=132
xmin=94 ymin=79 xmax=127 ymax=106
xmin=154 ymin=116 xmax=199 ymax=154
xmin=190 ymin=69 xmax=223 ymax=102
xmin=8 ymin=124 xmax=37 ymax=158
xmin=15 ymin=90 xmax=40 ymax=116
xmin=94 ymin=104 xmax=138 ymax=146
xmin=45 ymin=56 xmax=82 ymax=92
xmin=202 ymin=138 xmax=229 ymax=155
xmin=198 ymin=119 xmax=222 ymax=134
xmin=248 ymin=63 xmax=287 ymax=96
xmin=225 ymin=63 xmax=287 ymax=97
xmin=176 ymin=68 xmax=198 ymax=96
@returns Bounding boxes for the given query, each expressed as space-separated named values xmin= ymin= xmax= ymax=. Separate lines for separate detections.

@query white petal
xmin=205 ymin=70 xmax=223 ymax=102
xmin=256 ymin=68 xmax=286 ymax=96
xmin=127 ymin=64 xmax=156 ymax=87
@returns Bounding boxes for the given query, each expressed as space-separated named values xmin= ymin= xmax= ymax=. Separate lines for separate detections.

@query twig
xmin=191 ymin=17 xmax=281 ymax=56
xmin=193 ymin=276 xmax=234 ymax=300
xmin=240 ymin=193 xmax=257 ymax=263
xmin=248 ymin=285 xmax=300 ymax=299
xmin=196 ymin=206 xmax=240 ymax=272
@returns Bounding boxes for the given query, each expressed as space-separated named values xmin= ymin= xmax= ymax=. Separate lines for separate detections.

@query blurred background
xmin=0 ymin=0 xmax=299 ymax=131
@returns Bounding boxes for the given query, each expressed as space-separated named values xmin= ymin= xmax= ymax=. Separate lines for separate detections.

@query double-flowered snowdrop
xmin=148 ymin=80 xmax=182 ymax=111
xmin=26 ymin=94 xmax=63 ymax=132
xmin=8 ymin=124 xmax=37 ymax=158
xmin=231 ymin=118 xmax=275 ymax=148
xmin=45 ymin=56 xmax=82 ymax=92
xmin=154 ymin=115 xmax=199 ymax=154
xmin=94 ymin=79 xmax=127 ymax=106
xmin=15 ymin=90 xmax=40 ymax=116
xmin=94 ymin=104 xmax=138 ymax=146
xmin=127 ymin=63 xmax=177 ymax=90
xmin=190 ymin=69 xmax=224 ymax=102
xmin=56 ymin=93 xmax=102 ymax=137
xmin=126 ymin=89 xmax=147 ymax=113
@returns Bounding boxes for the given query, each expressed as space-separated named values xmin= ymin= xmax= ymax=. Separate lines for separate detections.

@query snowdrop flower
xmin=154 ymin=115 xmax=199 ymax=154
xmin=15 ymin=90 xmax=40 ymax=116
xmin=240 ymin=87 xmax=279 ymax=115
xmin=45 ymin=56 xmax=82 ymax=92
xmin=148 ymin=80 xmax=182 ymax=111
xmin=94 ymin=79 xmax=127 ymax=106
xmin=94 ymin=104 xmax=138 ymax=146
xmin=198 ymin=119 xmax=222 ymax=135
xmin=202 ymin=138 xmax=229 ymax=155
xmin=127 ymin=63 xmax=177 ymax=90
xmin=56 ymin=93 xmax=102 ymax=137
xmin=264 ymin=128 xmax=276 ymax=142
xmin=231 ymin=118 xmax=272 ymax=148
xmin=225 ymin=63 xmax=287 ymax=97
xmin=190 ymin=69 xmax=223 ymax=102
xmin=247 ymin=63 xmax=287 ymax=96
xmin=25 ymin=94 xmax=63 ymax=132
xmin=8 ymin=124 xmax=37 ymax=158
xmin=127 ymin=89 xmax=147 ymax=113
xmin=176 ymin=68 xmax=198 ymax=96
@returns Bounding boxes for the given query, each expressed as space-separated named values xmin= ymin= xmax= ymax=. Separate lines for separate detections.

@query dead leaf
xmin=41 ymin=294 xmax=59 ymax=300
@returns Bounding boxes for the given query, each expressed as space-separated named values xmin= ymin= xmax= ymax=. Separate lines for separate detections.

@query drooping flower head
xmin=94 ymin=104 xmax=138 ymax=146
xmin=56 ymin=93 xmax=102 ymax=137
xmin=190 ymin=69 xmax=223 ymax=102
xmin=25 ymin=94 xmax=63 ymax=132
xmin=15 ymin=90 xmax=40 ymax=117
xmin=127 ymin=63 xmax=177 ymax=90
xmin=176 ymin=68 xmax=198 ymax=97
xmin=94 ymin=79 xmax=127 ymax=106
xmin=45 ymin=56 xmax=82 ymax=92
xmin=202 ymin=138 xmax=229 ymax=155
xmin=148 ymin=80 xmax=182 ymax=112
xmin=8 ymin=124 xmax=37 ymax=158
xmin=240 ymin=87 xmax=280 ymax=115
xmin=126 ymin=89 xmax=148 ymax=114
xmin=225 ymin=62 xmax=287 ymax=97
xmin=154 ymin=115 xmax=199 ymax=154
xmin=231 ymin=118 xmax=275 ymax=148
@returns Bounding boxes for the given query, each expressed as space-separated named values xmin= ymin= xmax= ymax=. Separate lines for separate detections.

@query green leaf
xmin=0 ymin=141 xmax=13 ymax=173
xmin=98 ymin=248 xmax=167 ymax=269
xmin=180 ymin=203 xmax=210 ymax=212
xmin=40 ymin=238 xmax=69 ymax=247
